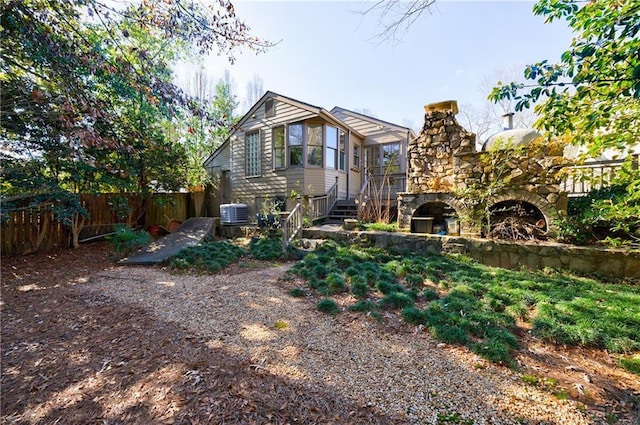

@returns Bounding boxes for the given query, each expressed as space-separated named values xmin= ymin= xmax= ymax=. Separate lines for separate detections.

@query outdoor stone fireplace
xmin=397 ymin=100 xmax=568 ymax=237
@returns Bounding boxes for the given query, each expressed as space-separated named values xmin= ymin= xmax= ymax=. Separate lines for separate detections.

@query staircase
xmin=327 ymin=199 xmax=358 ymax=223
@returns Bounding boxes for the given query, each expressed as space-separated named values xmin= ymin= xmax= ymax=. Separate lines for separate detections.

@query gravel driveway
xmin=88 ymin=264 xmax=602 ymax=425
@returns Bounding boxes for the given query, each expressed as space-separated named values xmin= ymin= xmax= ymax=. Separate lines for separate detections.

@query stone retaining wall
xmin=302 ymin=228 xmax=640 ymax=279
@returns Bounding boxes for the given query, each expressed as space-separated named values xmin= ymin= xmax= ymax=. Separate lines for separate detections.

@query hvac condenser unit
xmin=220 ymin=203 xmax=249 ymax=224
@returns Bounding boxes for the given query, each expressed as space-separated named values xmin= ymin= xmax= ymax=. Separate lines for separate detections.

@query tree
xmin=1 ymin=0 xmax=270 ymax=239
xmin=490 ymin=0 xmax=640 ymax=248
xmin=360 ymin=0 xmax=436 ymax=42
xmin=490 ymin=0 xmax=640 ymax=158
xmin=244 ymin=73 xmax=264 ymax=111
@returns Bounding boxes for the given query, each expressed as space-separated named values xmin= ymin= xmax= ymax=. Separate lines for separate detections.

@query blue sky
xmin=184 ymin=0 xmax=574 ymax=130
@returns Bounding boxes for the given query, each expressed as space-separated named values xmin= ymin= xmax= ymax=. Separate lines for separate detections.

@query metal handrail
xmin=356 ymin=173 xmax=370 ymax=220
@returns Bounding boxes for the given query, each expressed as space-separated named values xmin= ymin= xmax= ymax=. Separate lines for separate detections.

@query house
xmin=204 ymin=91 xmax=415 ymax=221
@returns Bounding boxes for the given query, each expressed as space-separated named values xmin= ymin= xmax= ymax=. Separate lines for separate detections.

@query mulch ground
xmin=1 ymin=242 xmax=639 ymax=424
xmin=1 ymin=242 xmax=399 ymax=424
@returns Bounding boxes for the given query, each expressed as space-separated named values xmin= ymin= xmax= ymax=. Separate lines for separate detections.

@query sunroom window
xmin=325 ymin=126 xmax=338 ymax=170
xmin=307 ymin=123 xmax=323 ymax=166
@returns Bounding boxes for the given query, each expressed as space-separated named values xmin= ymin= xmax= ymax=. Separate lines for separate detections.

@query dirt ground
xmin=1 ymin=242 xmax=639 ymax=424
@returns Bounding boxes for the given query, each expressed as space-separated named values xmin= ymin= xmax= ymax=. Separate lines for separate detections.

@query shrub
xmin=170 ymin=240 xmax=246 ymax=272
xmin=350 ymin=281 xmax=369 ymax=299
xmin=379 ymin=292 xmax=414 ymax=309
xmin=405 ymin=274 xmax=424 ymax=287
xmin=106 ymin=224 xmax=151 ymax=255
xmin=402 ymin=306 xmax=427 ymax=325
xmin=349 ymin=300 xmax=377 ymax=312
xmin=249 ymin=237 xmax=284 ymax=260
xmin=289 ymin=288 xmax=306 ymax=298
xmin=317 ymin=298 xmax=339 ymax=315
xmin=422 ymin=288 xmax=439 ymax=301
xmin=326 ymin=272 xmax=347 ymax=293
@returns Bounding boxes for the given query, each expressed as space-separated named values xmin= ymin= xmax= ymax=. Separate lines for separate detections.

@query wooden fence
xmin=1 ymin=192 xmax=194 ymax=256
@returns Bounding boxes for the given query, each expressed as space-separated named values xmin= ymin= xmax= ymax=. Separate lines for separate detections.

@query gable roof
xmin=233 ymin=91 xmax=365 ymax=139
xmin=330 ymin=106 xmax=417 ymax=139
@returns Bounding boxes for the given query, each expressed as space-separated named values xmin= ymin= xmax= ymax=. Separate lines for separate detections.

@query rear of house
xmin=205 ymin=91 xmax=415 ymax=221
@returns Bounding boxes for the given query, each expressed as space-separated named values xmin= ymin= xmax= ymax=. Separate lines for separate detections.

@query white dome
xmin=483 ymin=128 xmax=541 ymax=151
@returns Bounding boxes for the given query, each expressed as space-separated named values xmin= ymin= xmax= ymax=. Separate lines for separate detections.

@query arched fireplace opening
xmin=411 ymin=201 xmax=459 ymax=235
xmin=488 ymin=200 xmax=547 ymax=240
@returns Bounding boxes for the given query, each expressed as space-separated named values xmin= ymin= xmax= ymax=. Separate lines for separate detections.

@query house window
xmin=353 ymin=145 xmax=360 ymax=170
xmin=307 ymin=123 xmax=323 ymax=166
xmin=383 ymin=142 xmax=401 ymax=173
xmin=365 ymin=146 xmax=379 ymax=174
xmin=265 ymin=98 xmax=275 ymax=118
xmin=272 ymin=126 xmax=285 ymax=169
xmin=246 ymin=131 xmax=260 ymax=177
xmin=288 ymin=123 xmax=303 ymax=167
xmin=325 ymin=126 xmax=338 ymax=170
xmin=339 ymin=130 xmax=346 ymax=171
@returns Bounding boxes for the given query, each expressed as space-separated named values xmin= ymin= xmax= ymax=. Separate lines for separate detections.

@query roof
xmin=233 ymin=91 xmax=365 ymax=139
xmin=330 ymin=106 xmax=417 ymax=139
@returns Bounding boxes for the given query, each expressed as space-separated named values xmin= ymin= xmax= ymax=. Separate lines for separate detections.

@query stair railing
xmin=281 ymin=200 xmax=303 ymax=249
xmin=356 ymin=173 xmax=370 ymax=220
xmin=308 ymin=176 xmax=339 ymax=222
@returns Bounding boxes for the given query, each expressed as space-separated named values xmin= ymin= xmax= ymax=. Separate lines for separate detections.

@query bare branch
xmin=358 ymin=0 xmax=436 ymax=43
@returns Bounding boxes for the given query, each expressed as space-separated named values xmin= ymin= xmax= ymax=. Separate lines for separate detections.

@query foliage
xmin=316 ymin=298 xmax=339 ymax=315
xmin=618 ymin=354 xmax=640 ymax=375
xmin=359 ymin=221 xmax=397 ymax=232
xmin=170 ymin=238 xmax=246 ymax=272
xmin=106 ymin=224 xmax=151 ymax=255
xmin=288 ymin=241 xmax=640 ymax=364
xmin=489 ymin=0 xmax=640 ymax=159
xmin=558 ymin=162 xmax=640 ymax=248
xmin=249 ymin=236 xmax=285 ymax=261
xmin=1 ymin=0 xmax=268 ymax=204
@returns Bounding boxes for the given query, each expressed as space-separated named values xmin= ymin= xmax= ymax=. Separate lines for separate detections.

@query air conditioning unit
xmin=220 ymin=203 xmax=249 ymax=225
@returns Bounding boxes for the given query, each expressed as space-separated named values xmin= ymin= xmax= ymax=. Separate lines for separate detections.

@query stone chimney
xmin=406 ymin=100 xmax=476 ymax=193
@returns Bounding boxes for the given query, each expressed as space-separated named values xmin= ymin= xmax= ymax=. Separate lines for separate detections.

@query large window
xmin=325 ymin=126 xmax=338 ymax=170
xmin=272 ymin=126 xmax=285 ymax=169
xmin=365 ymin=146 xmax=379 ymax=174
xmin=307 ymin=123 xmax=323 ymax=166
xmin=365 ymin=142 xmax=401 ymax=175
xmin=339 ymin=130 xmax=346 ymax=171
xmin=246 ymin=131 xmax=260 ymax=177
xmin=288 ymin=123 xmax=303 ymax=166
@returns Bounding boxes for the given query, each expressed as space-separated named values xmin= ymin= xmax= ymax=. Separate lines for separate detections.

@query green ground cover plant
xmin=170 ymin=238 xmax=246 ymax=272
xmin=106 ymin=224 xmax=152 ymax=255
xmin=288 ymin=241 xmax=640 ymax=365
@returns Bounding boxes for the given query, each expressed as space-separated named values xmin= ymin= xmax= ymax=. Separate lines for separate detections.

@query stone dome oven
xmin=397 ymin=100 xmax=567 ymax=239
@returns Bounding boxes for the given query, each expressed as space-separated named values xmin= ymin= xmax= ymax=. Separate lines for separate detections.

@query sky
xmin=178 ymin=0 xmax=575 ymax=132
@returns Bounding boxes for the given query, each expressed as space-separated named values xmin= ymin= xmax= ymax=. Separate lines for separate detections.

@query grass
xmin=287 ymin=240 xmax=640 ymax=365
xmin=618 ymin=354 xmax=640 ymax=374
